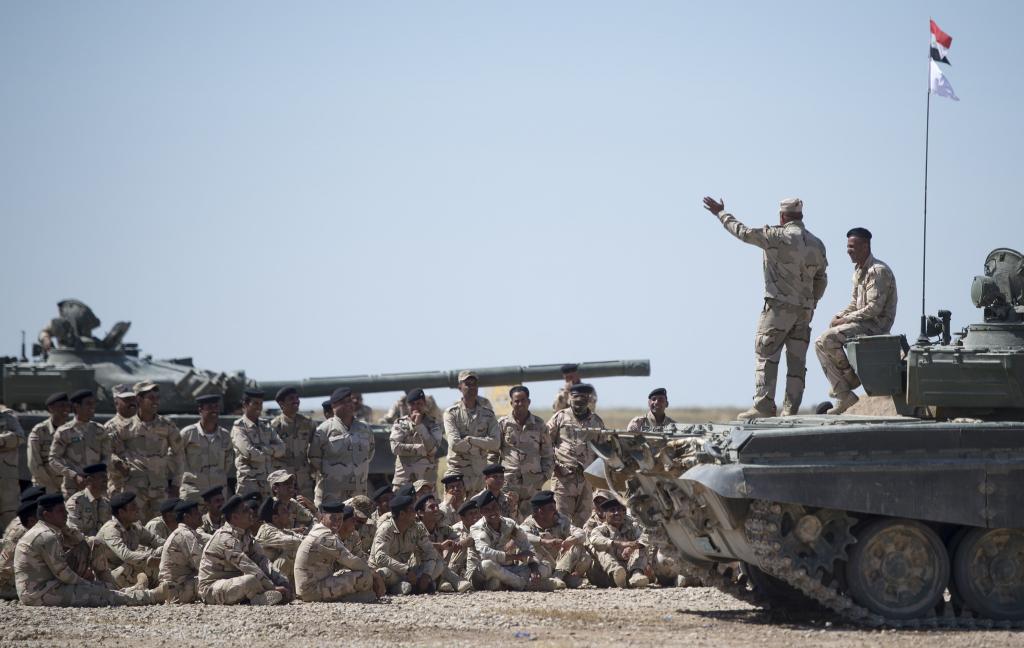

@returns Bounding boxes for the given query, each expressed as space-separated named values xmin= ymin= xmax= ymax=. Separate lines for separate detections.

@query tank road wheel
xmin=953 ymin=528 xmax=1024 ymax=620
xmin=777 ymin=504 xmax=856 ymax=576
xmin=845 ymin=519 xmax=950 ymax=620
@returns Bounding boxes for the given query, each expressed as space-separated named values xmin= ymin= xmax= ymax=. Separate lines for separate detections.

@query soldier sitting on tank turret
xmin=815 ymin=227 xmax=898 ymax=415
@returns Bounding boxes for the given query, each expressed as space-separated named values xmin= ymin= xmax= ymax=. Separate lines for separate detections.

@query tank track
xmin=676 ymin=559 xmax=773 ymax=609
xmin=744 ymin=499 xmax=1024 ymax=629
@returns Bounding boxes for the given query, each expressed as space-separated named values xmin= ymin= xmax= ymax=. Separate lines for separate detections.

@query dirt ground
xmin=0 ymin=587 xmax=1015 ymax=648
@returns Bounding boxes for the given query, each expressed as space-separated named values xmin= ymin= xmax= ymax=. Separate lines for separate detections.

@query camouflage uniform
xmin=716 ymin=210 xmax=828 ymax=415
xmin=448 ymin=520 xmax=479 ymax=585
xmin=269 ymin=412 xmax=316 ymax=500
xmin=443 ymin=401 xmax=500 ymax=494
xmin=474 ymin=488 xmax=521 ymax=523
xmin=389 ymin=414 xmax=442 ymax=486
xmin=369 ymin=515 xmax=442 ymax=592
xmin=520 ymin=512 xmax=592 ymax=579
xmin=96 ymin=517 xmax=162 ymax=588
xmin=144 ymin=516 xmax=171 ymax=544
xmin=547 ymin=408 xmax=605 ymax=527
xmin=815 ymin=255 xmax=898 ymax=397
xmin=0 ymin=518 xmax=27 ymax=599
xmin=28 ymin=418 xmax=63 ymax=494
xmin=354 ymin=404 xmax=374 ymax=424
xmin=294 ymin=522 xmax=375 ymax=602
xmin=494 ymin=412 xmax=553 ymax=516
xmin=65 ymin=489 xmax=111 ymax=537
xmin=439 ymin=499 xmax=461 ymax=528
xmin=201 ymin=512 xmax=224 ymax=536
xmin=102 ymin=413 xmax=133 ymax=495
xmin=626 ymin=411 xmax=677 ymax=434
xmin=230 ymin=416 xmax=285 ymax=499
xmin=589 ymin=517 xmax=648 ymax=585
xmin=380 ymin=395 xmax=443 ymax=424
xmin=178 ymin=421 xmax=233 ymax=501
xmin=0 ymin=409 xmax=24 ymax=528
xmin=198 ymin=522 xmax=289 ymax=604
xmin=110 ymin=415 xmax=182 ymax=520
xmin=14 ymin=520 xmax=156 ymax=606
xmin=309 ymin=418 xmax=375 ymax=507
xmin=158 ymin=522 xmax=206 ymax=603
xmin=49 ymin=419 xmax=111 ymax=498
xmin=254 ymin=522 xmax=304 ymax=582
xmin=552 ymin=386 xmax=598 ymax=413
xmin=471 ymin=515 xmax=548 ymax=590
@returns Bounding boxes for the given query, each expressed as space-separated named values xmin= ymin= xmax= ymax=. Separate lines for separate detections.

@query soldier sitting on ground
xmin=158 ymin=499 xmax=207 ymax=603
xmin=96 ymin=492 xmax=163 ymax=588
xmin=369 ymin=485 xmax=392 ymax=524
xmin=438 ymin=474 xmax=466 ymax=527
xmin=449 ymin=497 xmax=482 ymax=588
xmin=294 ymin=502 xmax=384 ymax=603
xmin=198 ymin=494 xmax=292 ymax=606
xmin=65 ymin=463 xmax=112 ymax=538
xmin=200 ymin=485 xmax=227 ymax=535
xmin=344 ymin=495 xmax=376 ymax=556
xmin=475 ymin=463 xmax=520 ymax=522
xmin=415 ymin=494 xmax=472 ymax=593
xmin=1 ymin=492 xmax=44 ymax=599
xmin=369 ymin=493 xmax=442 ymax=595
xmin=144 ymin=497 xmax=180 ymax=544
xmin=520 ymin=490 xmax=591 ymax=589
xmin=254 ymin=497 xmax=304 ymax=583
xmin=472 ymin=491 xmax=564 ymax=592
xmin=268 ymin=469 xmax=317 ymax=529
xmin=588 ymin=498 xmax=650 ymax=589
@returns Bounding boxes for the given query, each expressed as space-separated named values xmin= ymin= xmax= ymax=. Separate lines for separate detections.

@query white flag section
xmin=929 ymin=60 xmax=959 ymax=101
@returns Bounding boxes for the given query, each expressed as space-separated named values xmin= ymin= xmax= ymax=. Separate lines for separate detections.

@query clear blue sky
xmin=2 ymin=2 xmax=1020 ymax=411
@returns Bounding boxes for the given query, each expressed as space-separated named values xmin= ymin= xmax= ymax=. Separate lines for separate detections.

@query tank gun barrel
xmin=257 ymin=359 xmax=651 ymax=398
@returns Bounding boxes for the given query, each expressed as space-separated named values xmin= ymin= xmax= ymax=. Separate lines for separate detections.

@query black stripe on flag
xmin=930 ymin=45 xmax=951 ymax=65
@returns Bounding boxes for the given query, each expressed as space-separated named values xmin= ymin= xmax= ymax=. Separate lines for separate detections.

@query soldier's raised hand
xmin=702 ymin=196 xmax=725 ymax=216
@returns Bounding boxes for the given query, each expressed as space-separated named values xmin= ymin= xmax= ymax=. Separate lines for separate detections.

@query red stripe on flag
xmin=930 ymin=19 xmax=953 ymax=49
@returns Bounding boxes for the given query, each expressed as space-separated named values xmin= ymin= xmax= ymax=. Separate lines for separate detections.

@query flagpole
xmin=920 ymin=48 xmax=931 ymax=341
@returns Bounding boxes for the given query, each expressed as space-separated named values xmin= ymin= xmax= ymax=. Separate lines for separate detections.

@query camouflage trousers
xmin=0 ymin=469 xmax=18 ymax=531
xmin=815 ymin=322 xmax=877 ymax=397
xmin=110 ymin=557 xmax=160 ymax=589
xmin=504 ymin=470 xmax=547 ymax=518
xmin=479 ymin=559 xmax=551 ymax=591
xmin=447 ymin=546 xmax=478 ymax=584
xmin=296 ymin=567 xmax=373 ymax=602
xmin=377 ymin=561 xmax=443 ymax=594
xmin=391 ymin=461 xmax=438 ymax=489
xmin=753 ymin=300 xmax=814 ymax=415
xmin=535 ymin=542 xmax=592 ymax=577
xmin=19 ymin=579 xmax=155 ymax=607
xmin=315 ymin=474 xmax=368 ymax=508
xmin=199 ymin=574 xmax=272 ymax=605
xmin=592 ymin=546 xmax=648 ymax=587
xmin=163 ymin=576 xmax=198 ymax=604
xmin=553 ymin=468 xmax=592 ymax=528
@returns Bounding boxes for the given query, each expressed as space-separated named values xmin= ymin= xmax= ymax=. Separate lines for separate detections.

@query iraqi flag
xmin=930 ymin=19 xmax=952 ymax=64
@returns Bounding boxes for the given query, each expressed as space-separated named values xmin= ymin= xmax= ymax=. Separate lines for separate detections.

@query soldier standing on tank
xmin=230 ymin=389 xmax=285 ymax=499
xmin=551 ymin=364 xmax=598 ymax=412
xmin=702 ymin=196 xmax=828 ymax=418
xmin=309 ymin=387 xmax=375 ymax=507
xmin=103 ymin=384 xmax=137 ymax=495
xmin=269 ymin=387 xmax=316 ymax=501
xmin=28 ymin=392 xmax=69 ymax=495
xmin=178 ymin=394 xmax=234 ymax=501
xmin=0 ymin=406 xmax=24 ymax=530
xmin=49 ymin=390 xmax=111 ymax=498
xmin=495 ymin=386 xmax=553 ymax=517
xmin=815 ymin=227 xmax=898 ymax=414
xmin=389 ymin=388 xmax=442 ymax=487
xmin=109 ymin=381 xmax=183 ymax=521
xmin=626 ymin=388 xmax=676 ymax=433
xmin=548 ymin=383 xmax=605 ymax=527
xmin=443 ymin=371 xmax=499 ymax=494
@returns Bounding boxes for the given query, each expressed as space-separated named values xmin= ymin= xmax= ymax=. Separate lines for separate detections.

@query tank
xmin=2 ymin=299 xmax=651 ymax=485
xmin=591 ymin=248 xmax=1024 ymax=628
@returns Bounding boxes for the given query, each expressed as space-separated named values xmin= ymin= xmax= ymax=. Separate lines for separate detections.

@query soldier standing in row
xmin=816 ymin=227 xmax=898 ymax=414
xmin=379 ymin=393 xmax=443 ymax=425
xmin=50 ymin=390 xmax=110 ymax=498
xmin=352 ymin=392 xmax=374 ymax=424
xmin=231 ymin=390 xmax=285 ymax=498
xmin=103 ymin=384 xmax=137 ymax=495
xmin=310 ymin=387 xmax=375 ymax=507
xmin=389 ymin=388 xmax=442 ymax=487
xmin=443 ymin=371 xmax=499 ymax=494
xmin=0 ymin=405 xmax=24 ymax=529
xmin=28 ymin=392 xmax=69 ymax=494
xmin=270 ymin=387 xmax=316 ymax=501
xmin=702 ymin=196 xmax=828 ymax=419
xmin=548 ymin=383 xmax=604 ymax=527
xmin=495 ymin=385 xmax=553 ymax=517
xmin=179 ymin=394 xmax=233 ymax=501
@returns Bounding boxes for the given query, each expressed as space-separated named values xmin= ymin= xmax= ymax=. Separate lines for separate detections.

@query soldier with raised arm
xmin=547 ymin=383 xmax=604 ymax=527
xmin=178 ymin=394 xmax=234 ymax=501
xmin=443 ymin=371 xmax=499 ymax=494
xmin=269 ymin=386 xmax=316 ymax=501
xmin=495 ymin=386 xmax=553 ymax=516
xmin=309 ymin=387 xmax=375 ymax=507
xmin=230 ymin=389 xmax=285 ymax=498
xmin=702 ymin=196 xmax=828 ymax=419
xmin=815 ymin=227 xmax=898 ymax=414
xmin=28 ymin=392 xmax=69 ymax=495
xmin=389 ymin=388 xmax=442 ymax=487
xmin=49 ymin=390 xmax=110 ymax=498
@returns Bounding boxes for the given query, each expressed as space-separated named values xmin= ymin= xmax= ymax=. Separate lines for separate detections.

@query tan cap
xmin=779 ymin=197 xmax=803 ymax=214
xmin=413 ymin=479 xmax=432 ymax=492
xmin=592 ymin=488 xmax=619 ymax=503
xmin=112 ymin=384 xmax=136 ymax=399
xmin=132 ymin=380 xmax=159 ymax=395
xmin=457 ymin=370 xmax=478 ymax=383
xmin=267 ymin=469 xmax=294 ymax=485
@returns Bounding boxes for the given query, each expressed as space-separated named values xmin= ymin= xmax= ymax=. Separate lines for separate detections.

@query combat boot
xmin=456 ymin=580 xmax=473 ymax=593
xmin=826 ymin=392 xmax=859 ymax=415
xmin=438 ymin=582 xmax=455 ymax=593
xmin=737 ymin=402 xmax=776 ymax=420
xmin=249 ymin=590 xmax=284 ymax=606
xmin=628 ymin=572 xmax=650 ymax=588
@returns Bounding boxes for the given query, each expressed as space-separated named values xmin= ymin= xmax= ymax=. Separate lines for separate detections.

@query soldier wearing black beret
xmin=552 ymin=363 xmax=598 ymax=412
xmin=98 ymin=491 xmax=164 ymax=588
xmin=626 ymin=388 xmax=676 ymax=434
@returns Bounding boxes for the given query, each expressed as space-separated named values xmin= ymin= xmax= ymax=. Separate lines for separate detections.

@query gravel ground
xmin=0 ymin=587 xmax=1017 ymax=648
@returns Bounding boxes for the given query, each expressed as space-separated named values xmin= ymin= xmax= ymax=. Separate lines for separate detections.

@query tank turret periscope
xmin=847 ymin=247 xmax=1024 ymax=419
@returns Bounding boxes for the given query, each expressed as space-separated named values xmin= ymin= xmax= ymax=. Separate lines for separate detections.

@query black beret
xmin=258 ymin=497 xmax=276 ymax=522
xmin=457 ymin=499 xmax=480 ymax=516
xmin=530 ymin=490 xmax=556 ymax=508
xmin=482 ymin=464 xmax=504 ymax=476
xmin=370 ymin=485 xmax=393 ymax=501
xmin=321 ymin=400 xmax=332 ymax=412
xmin=83 ymin=463 xmax=107 ymax=475
xmin=568 ymin=383 xmax=595 ymax=395
xmin=322 ymin=501 xmax=347 ymax=513
xmin=509 ymin=385 xmax=529 ymax=398
xmin=342 ymin=505 xmax=355 ymax=520
xmin=45 ymin=392 xmax=69 ymax=407
xmin=440 ymin=474 xmax=464 ymax=486
xmin=243 ymin=491 xmax=261 ymax=501
xmin=846 ymin=227 xmax=873 ymax=240
xmin=476 ymin=490 xmax=498 ymax=508
xmin=37 ymin=493 xmax=64 ymax=510
xmin=195 ymin=394 xmax=221 ymax=406
xmin=389 ymin=494 xmax=414 ymax=513
xmin=110 ymin=492 xmax=137 ymax=512
xmin=330 ymin=387 xmax=352 ymax=403
xmin=406 ymin=388 xmax=426 ymax=403
xmin=414 ymin=493 xmax=435 ymax=512
xmin=201 ymin=485 xmax=224 ymax=501
xmin=17 ymin=499 xmax=40 ymax=518
xmin=222 ymin=495 xmax=246 ymax=516
xmin=174 ymin=500 xmax=200 ymax=514
xmin=648 ymin=387 xmax=667 ymax=399
xmin=560 ymin=363 xmax=579 ymax=374
xmin=20 ymin=486 xmax=46 ymax=503
xmin=599 ymin=498 xmax=625 ymax=512
xmin=243 ymin=389 xmax=265 ymax=400
xmin=69 ymin=389 xmax=94 ymax=403
xmin=159 ymin=498 xmax=181 ymax=514
xmin=395 ymin=482 xmax=416 ymax=499
xmin=275 ymin=386 xmax=299 ymax=401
